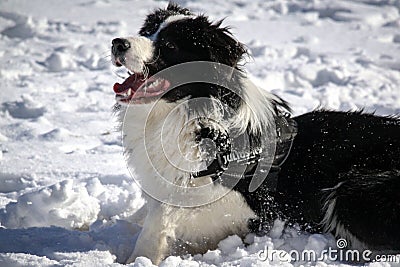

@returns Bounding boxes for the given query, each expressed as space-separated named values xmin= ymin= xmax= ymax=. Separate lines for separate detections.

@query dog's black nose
xmin=112 ymin=38 xmax=131 ymax=54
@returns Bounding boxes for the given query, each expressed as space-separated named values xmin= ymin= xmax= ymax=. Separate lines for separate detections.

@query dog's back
xmin=240 ymin=110 xmax=400 ymax=251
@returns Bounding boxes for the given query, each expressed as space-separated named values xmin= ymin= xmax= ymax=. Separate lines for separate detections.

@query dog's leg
xmin=127 ymin=203 xmax=147 ymax=226
xmin=321 ymin=169 xmax=400 ymax=253
xmin=126 ymin=201 xmax=175 ymax=265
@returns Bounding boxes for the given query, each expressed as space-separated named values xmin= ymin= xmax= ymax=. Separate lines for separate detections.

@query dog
xmin=111 ymin=3 xmax=400 ymax=264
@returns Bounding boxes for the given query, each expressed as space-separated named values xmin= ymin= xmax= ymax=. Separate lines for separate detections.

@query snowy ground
xmin=0 ymin=0 xmax=400 ymax=266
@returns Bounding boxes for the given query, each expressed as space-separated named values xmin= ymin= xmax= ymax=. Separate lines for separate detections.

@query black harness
xmin=192 ymin=113 xmax=298 ymax=191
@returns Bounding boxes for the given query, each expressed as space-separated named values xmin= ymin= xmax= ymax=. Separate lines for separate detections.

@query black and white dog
xmin=111 ymin=3 xmax=400 ymax=264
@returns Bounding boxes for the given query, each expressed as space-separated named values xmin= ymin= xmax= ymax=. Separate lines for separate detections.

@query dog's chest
xmin=121 ymin=102 xmax=198 ymax=178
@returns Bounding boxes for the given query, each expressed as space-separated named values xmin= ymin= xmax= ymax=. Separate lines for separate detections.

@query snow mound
xmin=0 ymin=175 xmax=144 ymax=230
xmin=0 ymin=253 xmax=58 ymax=267
xmin=218 ymin=235 xmax=244 ymax=255
xmin=2 ymin=95 xmax=46 ymax=119
xmin=77 ymin=44 xmax=110 ymax=70
xmin=0 ymin=250 xmax=118 ymax=267
xmin=133 ymin=257 xmax=157 ymax=267
xmin=45 ymin=51 xmax=77 ymax=72
xmin=52 ymin=250 xmax=116 ymax=266
xmin=0 ymin=180 xmax=99 ymax=229
xmin=0 ymin=173 xmax=37 ymax=194
xmin=39 ymin=128 xmax=74 ymax=141
xmin=1 ymin=14 xmax=42 ymax=39
xmin=85 ymin=176 xmax=145 ymax=221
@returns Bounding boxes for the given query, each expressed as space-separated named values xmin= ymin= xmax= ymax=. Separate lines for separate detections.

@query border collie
xmin=111 ymin=3 xmax=400 ymax=264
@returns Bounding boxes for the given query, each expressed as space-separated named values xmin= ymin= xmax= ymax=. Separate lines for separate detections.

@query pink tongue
xmin=113 ymin=74 xmax=143 ymax=94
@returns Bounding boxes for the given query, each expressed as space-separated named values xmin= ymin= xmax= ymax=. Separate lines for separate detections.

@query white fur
xmin=321 ymin=182 xmax=343 ymax=233
xmin=117 ymin=99 xmax=256 ymax=265
xmin=149 ymin=14 xmax=194 ymax=41
xmin=321 ymin=182 xmax=366 ymax=251
xmin=111 ymin=15 xmax=192 ymax=77
xmin=232 ymin=77 xmax=278 ymax=135
xmin=111 ymin=36 xmax=154 ymax=73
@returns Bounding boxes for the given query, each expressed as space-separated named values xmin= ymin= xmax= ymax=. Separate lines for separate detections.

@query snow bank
xmin=0 ymin=176 xmax=144 ymax=230
xmin=0 ymin=180 xmax=99 ymax=229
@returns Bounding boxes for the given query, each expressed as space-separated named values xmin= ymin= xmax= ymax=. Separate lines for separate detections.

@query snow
xmin=0 ymin=0 xmax=399 ymax=266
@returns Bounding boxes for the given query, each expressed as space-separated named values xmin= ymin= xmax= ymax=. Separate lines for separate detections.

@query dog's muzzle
xmin=112 ymin=38 xmax=130 ymax=66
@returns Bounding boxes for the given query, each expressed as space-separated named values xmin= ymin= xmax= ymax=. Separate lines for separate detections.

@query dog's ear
xmin=216 ymin=26 xmax=246 ymax=68
xmin=166 ymin=2 xmax=191 ymax=15
xmin=207 ymin=19 xmax=247 ymax=68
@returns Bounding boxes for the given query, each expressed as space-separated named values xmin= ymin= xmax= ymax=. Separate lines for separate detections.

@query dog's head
xmin=111 ymin=3 xmax=247 ymax=105
xmin=111 ymin=3 xmax=293 ymax=202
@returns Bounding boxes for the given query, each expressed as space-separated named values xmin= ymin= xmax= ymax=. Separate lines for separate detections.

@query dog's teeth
xmin=128 ymin=89 xmax=132 ymax=96
xmin=146 ymin=79 xmax=161 ymax=89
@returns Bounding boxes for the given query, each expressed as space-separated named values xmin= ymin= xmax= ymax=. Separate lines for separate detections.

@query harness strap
xmin=192 ymin=113 xmax=298 ymax=191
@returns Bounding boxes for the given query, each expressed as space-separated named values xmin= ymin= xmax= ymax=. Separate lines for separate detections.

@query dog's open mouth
xmin=113 ymin=72 xmax=171 ymax=104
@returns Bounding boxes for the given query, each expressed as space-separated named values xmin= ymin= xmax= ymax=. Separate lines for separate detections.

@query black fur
xmin=324 ymin=169 xmax=400 ymax=250
xmin=237 ymin=111 xmax=400 ymax=252
xmin=139 ymin=3 xmax=192 ymax=37
xmin=141 ymin=8 xmax=247 ymax=105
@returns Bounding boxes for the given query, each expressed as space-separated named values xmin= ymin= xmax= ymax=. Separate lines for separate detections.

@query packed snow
xmin=1 ymin=0 xmax=400 ymax=266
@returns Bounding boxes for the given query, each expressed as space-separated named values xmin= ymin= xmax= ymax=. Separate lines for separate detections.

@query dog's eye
xmin=165 ymin=42 xmax=176 ymax=50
